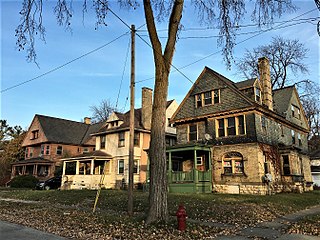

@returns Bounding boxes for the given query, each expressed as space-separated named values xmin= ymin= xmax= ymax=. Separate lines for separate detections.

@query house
xmin=310 ymin=149 xmax=320 ymax=187
xmin=60 ymin=87 xmax=178 ymax=190
xmin=167 ymin=57 xmax=313 ymax=194
xmin=11 ymin=115 xmax=101 ymax=181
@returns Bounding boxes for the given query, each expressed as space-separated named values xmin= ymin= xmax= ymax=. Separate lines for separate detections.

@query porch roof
xmin=166 ymin=143 xmax=211 ymax=153
xmin=61 ymin=150 xmax=112 ymax=161
xmin=11 ymin=157 xmax=53 ymax=166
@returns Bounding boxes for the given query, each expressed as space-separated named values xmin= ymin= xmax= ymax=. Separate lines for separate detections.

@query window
xmin=227 ymin=117 xmax=236 ymax=136
xmin=291 ymin=130 xmax=295 ymax=144
xmin=237 ymin=115 xmax=245 ymax=135
xmin=222 ymin=152 xmax=244 ymax=174
xmin=29 ymin=147 xmax=33 ymax=158
xmin=118 ymin=159 xmax=124 ymax=174
xmin=134 ymin=132 xmax=140 ymax=146
xmin=189 ymin=124 xmax=197 ymax=141
xmin=100 ymin=135 xmax=106 ymax=149
xmin=196 ymin=94 xmax=202 ymax=108
xmin=56 ymin=146 xmax=63 ymax=155
xmin=45 ymin=145 xmax=50 ymax=155
xmin=218 ymin=119 xmax=225 ymax=137
xmin=83 ymin=148 xmax=89 ymax=153
xmin=255 ymin=87 xmax=261 ymax=102
xmin=298 ymin=133 xmax=302 ymax=146
xmin=118 ymin=132 xmax=125 ymax=147
xmin=197 ymin=157 xmax=203 ymax=165
xmin=31 ymin=130 xmax=39 ymax=139
xmin=282 ymin=155 xmax=290 ymax=175
xmin=40 ymin=145 xmax=44 ymax=155
xmin=217 ymin=115 xmax=246 ymax=137
xmin=204 ymin=91 xmax=212 ymax=105
xmin=213 ymin=89 xmax=220 ymax=104
xmin=261 ymin=116 xmax=267 ymax=131
xmin=25 ymin=148 xmax=28 ymax=158
xmin=195 ymin=89 xmax=220 ymax=108
xmin=291 ymin=104 xmax=301 ymax=119
xmin=134 ymin=160 xmax=139 ymax=174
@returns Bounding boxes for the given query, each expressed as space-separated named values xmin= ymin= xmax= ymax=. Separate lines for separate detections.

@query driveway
xmin=0 ymin=220 xmax=67 ymax=240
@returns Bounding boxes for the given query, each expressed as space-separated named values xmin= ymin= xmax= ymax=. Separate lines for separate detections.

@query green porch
xmin=167 ymin=144 xmax=212 ymax=193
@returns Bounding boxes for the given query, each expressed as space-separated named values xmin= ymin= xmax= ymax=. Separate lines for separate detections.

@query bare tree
xmin=90 ymin=99 xmax=118 ymax=123
xmin=16 ymin=0 xmax=296 ymax=224
xmin=237 ymin=36 xmax=309 ymax=89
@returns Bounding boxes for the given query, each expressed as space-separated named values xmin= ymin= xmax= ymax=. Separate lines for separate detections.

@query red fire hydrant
xmin=176 ymin=204 xmax=187 ymax=231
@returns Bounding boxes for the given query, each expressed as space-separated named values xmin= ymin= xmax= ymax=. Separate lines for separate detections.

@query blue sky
xmin=1 ymin=0 xmax=319 ymax=129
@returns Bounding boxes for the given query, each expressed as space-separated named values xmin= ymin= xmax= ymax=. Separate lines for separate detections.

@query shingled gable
xmin=273 ymin=85 xmax=309 ymax=130
xmin=171 ymin=67 xmax=256 ymax=122
xmin=22 ymin=114 xmax=102 ymax=146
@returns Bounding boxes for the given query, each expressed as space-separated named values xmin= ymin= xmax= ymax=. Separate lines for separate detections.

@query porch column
xmin=62 ymin=161 xmax=66 ymax=175
xmin=168 ymin=152 xmax=172 ymax=184
xmin=11 ymin=166 xmax=15 ymax=178
xmin=194 ymin=149 xmax=198 ymax=184
xmin=22 ymin=165 xmax=26 ymax=175
xmin=76 ymin=161 xmax=80 ymax=175
xmin=33 ymin=164 xmax=37 ymax=176
xmin=91 ymin=159 xmax=95 ymax=175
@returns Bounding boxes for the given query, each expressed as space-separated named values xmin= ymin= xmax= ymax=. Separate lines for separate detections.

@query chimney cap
xmin=84 ymin=117 xmax=91 ymax=124
xmin=142 ymin=87 xmax=153 ymax=91
xmin=258 ymin=56 xmax=269 ymax=62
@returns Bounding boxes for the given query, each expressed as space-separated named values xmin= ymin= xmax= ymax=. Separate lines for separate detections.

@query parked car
xmin=36 ymin=176 xmax=62 ymax=190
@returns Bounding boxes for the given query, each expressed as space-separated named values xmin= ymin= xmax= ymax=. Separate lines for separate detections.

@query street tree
xmin=90 ymin=99 xmax=118 ymax=123
xmin=0 ymin=120 xmax=25 ymax=186
xmin=16 ymin=0 xmax=296 ymax=224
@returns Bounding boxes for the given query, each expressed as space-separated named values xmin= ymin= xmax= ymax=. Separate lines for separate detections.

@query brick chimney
xmin=141 ymin=87 xmax=153 ymax=130
xmin=258 ymin=57 xmax=273 ymax=111
xmin=84 ymin=117 xmax=91 ymax=125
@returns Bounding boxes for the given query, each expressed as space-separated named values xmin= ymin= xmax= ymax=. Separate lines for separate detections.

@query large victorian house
xmin=11 ymin=115 xmax=101 ymax=181
xmin=167 ymin=57 xmax=313 ymax=194
xmin=60 ymin=88 xmax=178 ymax=190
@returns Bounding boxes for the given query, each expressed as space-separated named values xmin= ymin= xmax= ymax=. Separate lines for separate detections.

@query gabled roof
xmin=273 ymin=86 xmax=295 ymax=116
xmin=95 ymin=100 xmax=174 ymax=134
xmin=35 ymin=115 xmax=102 ymax=145
xmin=235 ymin=78 xmax=257 ymax=90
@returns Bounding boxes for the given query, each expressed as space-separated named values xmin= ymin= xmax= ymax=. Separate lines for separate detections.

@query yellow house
xmin=61 ymin=87 xmax=178 ymax=190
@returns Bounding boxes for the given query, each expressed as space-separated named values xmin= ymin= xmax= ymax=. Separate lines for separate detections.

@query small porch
xmin=11 ymin=158 xmax=55 ymax=181
xmin=61 ymin=151 xmax=112 ymax=190
xmin=167 ymin=144 xmax=212 ymax=193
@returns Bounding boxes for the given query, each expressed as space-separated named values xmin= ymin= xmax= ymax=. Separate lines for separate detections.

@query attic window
xmin=31 ymin=130 xmax=39 ymax=140
xmin=111 ymin=121 xmax=118 ymax=127
xmin=255 ymin=88 xmax=261 ymax=103
xmin=291 ymin=105 xmax=301 ymax=119
xmin=195 ymin=89 xmax=220 ymax=108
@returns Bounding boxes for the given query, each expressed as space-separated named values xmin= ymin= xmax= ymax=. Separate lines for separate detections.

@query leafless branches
xmin=89 ymin=99 xmax=118 ymax=123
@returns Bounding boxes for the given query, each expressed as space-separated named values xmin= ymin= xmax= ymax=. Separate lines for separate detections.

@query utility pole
xmin=128 ymin=24 xmax=135 ymax=216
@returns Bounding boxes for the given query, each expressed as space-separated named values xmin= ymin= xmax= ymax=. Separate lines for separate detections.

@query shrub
xmin=10 ymin=175 xmax=39 ymax=188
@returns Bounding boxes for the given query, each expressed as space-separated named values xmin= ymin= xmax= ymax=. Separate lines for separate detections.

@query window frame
xmin=195 ymin=89 xmax=220 ymax=108
xmin=255 ymin=87 xmax=261 ymax=103
xmin=282 ymin=155 xmax=291 ymax=175
xmin=134 ymin=132 xmax=140 ymax=146
xmin=118 ymin=159 xmax=125 ymax=174
xmin=56 ymin=145 xmax=63 ymax=155
xmin=216 ymin=115 xmax=246 ymax=138
xmin=31 ymin=130 xmax=39 ymax=140
xmin=222 ymin=152 xmax=244 ymax=175
xmin=213 ymin=89 xmax=220 ymax=104
xmin=203 ymin=91 xmax=212 ymax=106
xmin=45 ymin=145 xmax=50 ymax=155
xmin=188 ymin=123 xmax=198 ymax=141
xmin=100 ymin=135 xmax=106 ymax=149
xmin=118 ymin=132 xmax=125 ymax=147
xmin=134 ymin=160 xmax=139 ymax=174
xmin=291 ymin=130 xmax=296 ymax=144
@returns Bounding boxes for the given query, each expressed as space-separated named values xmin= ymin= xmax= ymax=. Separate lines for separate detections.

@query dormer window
xmin=31 ymin=130 xmax=39 ymax=140
xmin=111 ymin=121 xmax=118 ymax=127
xmin=291 ymin=104 xmax=301 ymax=119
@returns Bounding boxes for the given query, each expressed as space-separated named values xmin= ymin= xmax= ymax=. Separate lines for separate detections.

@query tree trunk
xmin=143 ymin=0 xmax=184 ymax=224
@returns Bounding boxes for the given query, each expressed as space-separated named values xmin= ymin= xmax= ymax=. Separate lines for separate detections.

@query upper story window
xmin=100 ymin=135 xmax=106 ymax=149
xmin=45 ymin=145 xmax=50 ymax=155
xmin=195 ymin=89 xmax=220 ymax=108
xmin=118 ymin=132 xmax=125 ymax=147
xmin=134 ymin=160 xmax=139 ymax=174
xmin=83 ymin=148 xmax=89 ymax=153
xmin=41 ymin=145 xmax=44 ymax=155
xmin=291 ymin=104 xmax=301 ymax=119
xmin=188 ymin=124 xmax=198 ymax=141
xmin=216 ymin=115 xmax=246 ymax=137
xmin=255 ymin=87 xmax=261 ymax=103
xmin=261 ymin=116 xmax=267 ymax=132
xmin=291 ymin=130 xmax=295 ymax=144
xmin=31 ymin=130 xmax=39 ymax=140
xmin=298 ymin=133 xmax=302 ymax=146
xmin=56 ymin=145 xmax=63 ymax=155
xmin=134 ymin=132 xmax=140 ymax=146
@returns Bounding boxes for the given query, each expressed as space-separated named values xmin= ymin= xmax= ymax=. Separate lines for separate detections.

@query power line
xmin=1 ymin=32 xmax=129 ymax=94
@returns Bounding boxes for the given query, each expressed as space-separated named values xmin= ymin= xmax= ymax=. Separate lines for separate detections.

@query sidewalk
xmin=214 ymin=205 xmax=320 ymax=240
xmin=0 ymin=220 xmax=67 ymax=240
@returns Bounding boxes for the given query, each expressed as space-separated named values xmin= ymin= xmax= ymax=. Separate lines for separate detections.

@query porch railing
xmin=170 ymin=169 xmax=211 ymax=183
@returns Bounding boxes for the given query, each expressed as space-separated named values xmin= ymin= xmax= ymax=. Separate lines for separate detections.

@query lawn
xmin=0 ymin=189 xmax=319 ymax=239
